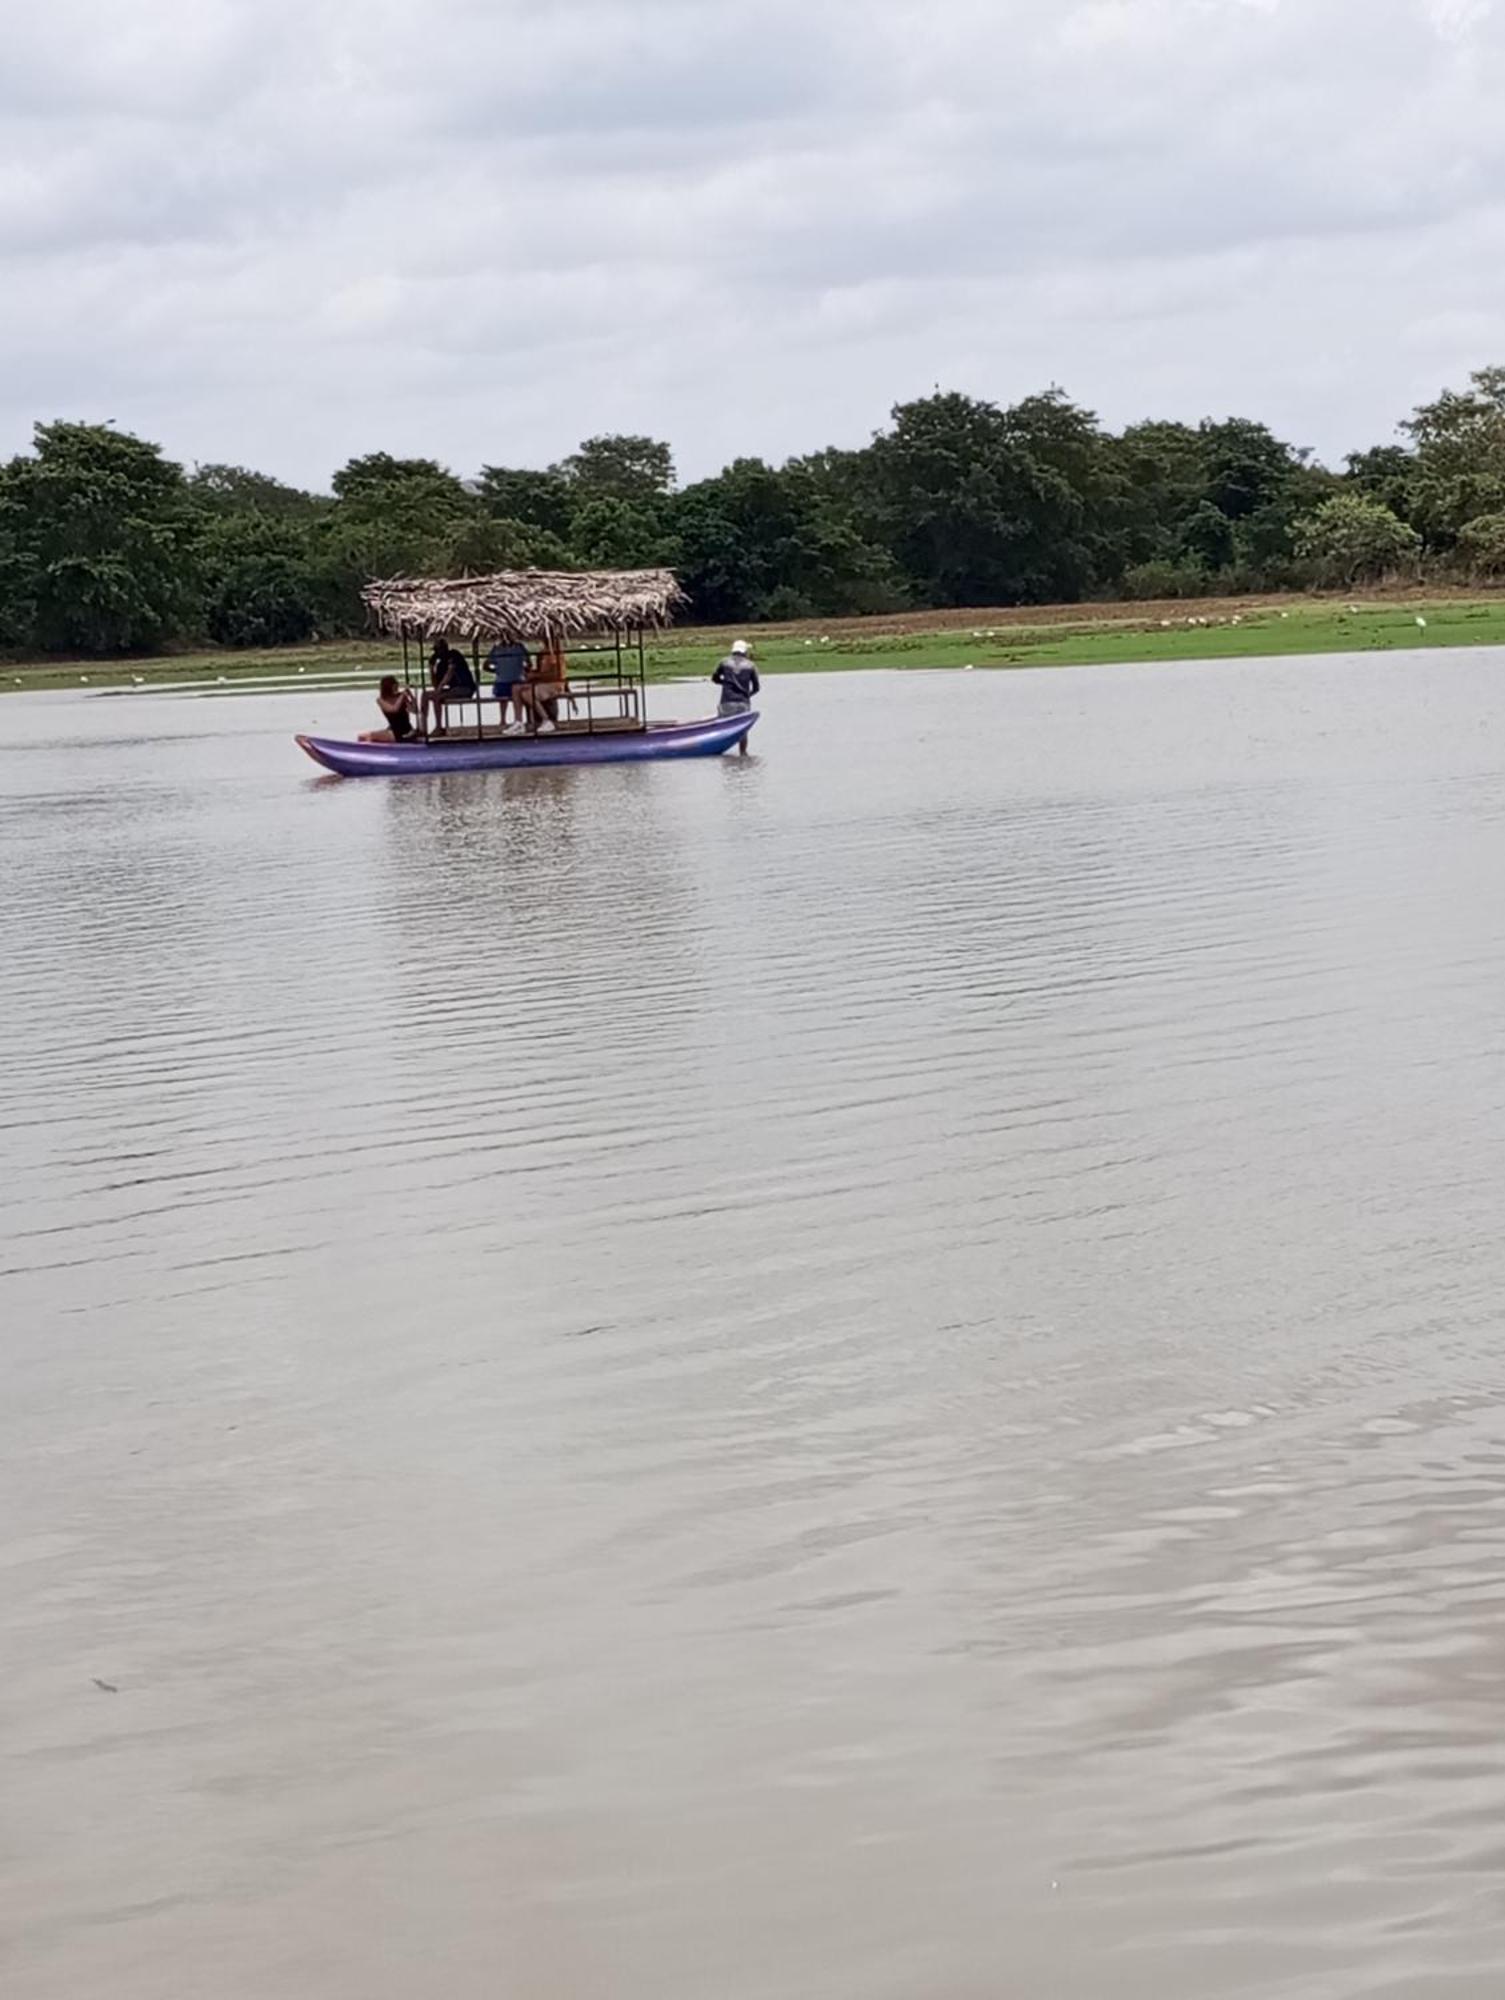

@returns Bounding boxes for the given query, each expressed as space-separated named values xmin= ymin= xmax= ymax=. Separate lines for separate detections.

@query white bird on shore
xmin=1415 ymin=615 xmax=1428 ymax=631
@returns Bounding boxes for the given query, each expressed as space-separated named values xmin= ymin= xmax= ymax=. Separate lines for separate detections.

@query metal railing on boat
xmin=403 ymin=629 xmax=652 ymax=745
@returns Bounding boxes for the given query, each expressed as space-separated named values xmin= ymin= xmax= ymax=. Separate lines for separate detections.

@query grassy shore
xmin=5 ymin=592 xmax=1505 ymax=696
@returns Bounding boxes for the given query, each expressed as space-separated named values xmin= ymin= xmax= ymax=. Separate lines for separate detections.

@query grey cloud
xmin=3 ymin=0 xmax=1503 ymax=486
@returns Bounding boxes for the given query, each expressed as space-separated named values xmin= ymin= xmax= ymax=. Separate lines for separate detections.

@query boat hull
xmin=297 ymin=712 xmax=757 ymax=777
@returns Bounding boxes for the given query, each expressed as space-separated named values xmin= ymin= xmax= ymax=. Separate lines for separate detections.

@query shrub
xmin=1293 ymin=494 xmax=1422 ymax=587
xmin=1122 ymin=559 xmax=1212 ymax=600
xmin=1456 ymin=511 xmax=1505 ymax=580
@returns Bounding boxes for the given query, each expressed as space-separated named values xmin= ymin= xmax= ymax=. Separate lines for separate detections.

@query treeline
xmin=5 ymin=370 xmax=1505 ymax=656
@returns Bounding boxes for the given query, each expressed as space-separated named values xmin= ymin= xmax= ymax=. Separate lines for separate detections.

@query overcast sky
xmin=3 ymin=0 xmax=1502 ymax=490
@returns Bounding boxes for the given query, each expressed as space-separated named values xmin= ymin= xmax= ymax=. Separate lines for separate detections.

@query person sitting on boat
xmin=360 ymin=675 xmax=418 ymax=743
xmin=519 ymin=638 xmax=571 ymax=732
xmin=421 ymin=639 xmax=477 ymax=735
xmin=487 ymin=639 xmax=529 ymax=725
xmin=712 ymin=640 xmax=760 ymax=714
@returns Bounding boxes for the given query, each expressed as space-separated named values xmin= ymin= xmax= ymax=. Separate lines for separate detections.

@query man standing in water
xmin=712 ymin=639 xmax=760 ymax=754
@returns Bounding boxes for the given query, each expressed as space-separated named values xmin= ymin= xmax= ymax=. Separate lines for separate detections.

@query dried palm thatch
xmin=362 ymin=568 xmax=686 ymax=643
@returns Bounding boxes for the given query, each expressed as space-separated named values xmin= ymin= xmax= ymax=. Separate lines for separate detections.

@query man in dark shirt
xmin=711 ymin=639 xmax=759 ymax=756
xmin=712 ymin=640 xmax=760 ymax=712
xmin=422 ymin=638 xmax=477 ymax=734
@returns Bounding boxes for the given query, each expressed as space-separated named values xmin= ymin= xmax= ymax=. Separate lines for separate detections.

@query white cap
xmin=731 ymin=639 xmax=750 ymax=655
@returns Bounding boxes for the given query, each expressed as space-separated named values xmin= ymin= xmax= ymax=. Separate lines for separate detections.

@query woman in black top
xmin=361 ymin=675 xmax=418 ymax=742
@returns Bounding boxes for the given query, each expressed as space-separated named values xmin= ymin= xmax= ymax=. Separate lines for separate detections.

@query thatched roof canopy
xmin=362 ymin=568 xmax=686 ymax=643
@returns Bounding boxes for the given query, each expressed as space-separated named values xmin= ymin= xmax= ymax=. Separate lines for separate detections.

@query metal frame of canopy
xmin=397 ymin=626 xmax=650 ymax=744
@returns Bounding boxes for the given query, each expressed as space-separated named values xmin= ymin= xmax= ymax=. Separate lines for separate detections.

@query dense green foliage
xmin=3 ymin=368 xmax=1503 ymax=655
xmin=1294 ymin=494 xmax=1422 ymax=587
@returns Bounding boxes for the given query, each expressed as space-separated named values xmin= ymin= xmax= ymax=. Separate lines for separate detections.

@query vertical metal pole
xmin=411 ymin=630 xmax=430 ymax=743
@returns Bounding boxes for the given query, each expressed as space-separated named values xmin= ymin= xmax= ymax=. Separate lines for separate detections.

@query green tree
xmin=1345 ymin=444 xmax=1418 ymax=521
xmin=329 ymin=452 xmax=473 ymax=547
xmin=1231 ymin=462 xmax=1339 ymax=586
xmin=189 ymin=463 xmax=326 ymax=520
xmin=1294 ymin=493 xmax=1421 ymax=586
xmin=440 ymin=510 xmax=574 ymax=573
xmin=1111 ymin=415 xmax=1318 ymax=585
xmin=0 ymin=421 xmax=200 ymax=653
xmin=557 ymin=434 xmax=675 ymax=504
xmin=1112 ymin=421 xmax=1207 ymax=564
xmin=1455 ymin=511 xmax=1505 ymax=579
xmin=999 ymin=388 xmax=1132 ymax=596
xmin=476 ymin=465 xmax=575 ymax=540
xmin=1400 ymin=367 xmax=1505 ymax=547
xmin=318 ymin=453 xmax=483 ymax=626
xmin=867 ymin=391 xmax=1097 ymax=606
xmin=568 ymin=496 xmax=676 ymax=569
xmin=1198 ymin=418 xmax=1303 ymax=521
xmin=673 ymin=457 xmax=900 ymax=623
xmin=0 ymin=476 xmax=38 ymax=645
xmin=1178 ymin=498 xmax=1237 ymax=571
xmin=1404 ymin=366 xmax=1505 ymax=473
xmin=198 ymin=512 xmax=321 ymax=647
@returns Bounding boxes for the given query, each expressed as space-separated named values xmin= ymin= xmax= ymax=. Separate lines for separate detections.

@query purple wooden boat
xmin=302 ymin=565 xmax=763 ymax=779
xmin=297 ymin=709 xmax=757 ymax=778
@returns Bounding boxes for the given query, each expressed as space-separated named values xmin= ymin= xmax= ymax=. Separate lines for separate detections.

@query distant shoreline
xmin=5 ymin=591 xmax=1504 ymax=696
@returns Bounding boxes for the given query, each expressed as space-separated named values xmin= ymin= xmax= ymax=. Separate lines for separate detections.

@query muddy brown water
xmin=4 ymin=656 xmax=1505 ymax=1999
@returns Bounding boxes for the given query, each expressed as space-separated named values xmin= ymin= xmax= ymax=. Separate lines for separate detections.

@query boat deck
xmin=424 ymin=716 xmax=648 ymax=743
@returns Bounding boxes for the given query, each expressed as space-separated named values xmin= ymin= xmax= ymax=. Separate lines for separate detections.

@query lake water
xmin=5 ymin=654 xmax=1505 ymax=2000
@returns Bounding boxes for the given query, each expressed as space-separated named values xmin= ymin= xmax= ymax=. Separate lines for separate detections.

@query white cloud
xmin=2 ymin=0 xmax=1503 ymax=486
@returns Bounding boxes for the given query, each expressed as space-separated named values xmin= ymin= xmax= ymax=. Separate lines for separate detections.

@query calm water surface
xmin=4 ymin=656 xmax=1505 ymax=1999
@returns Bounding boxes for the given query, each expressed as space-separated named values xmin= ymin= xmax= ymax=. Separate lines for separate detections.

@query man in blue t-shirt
xmin=488 ymin=640 xmax=530 ymax=726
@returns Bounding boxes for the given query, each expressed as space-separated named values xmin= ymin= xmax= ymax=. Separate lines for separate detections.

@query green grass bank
xmin=6 ymin=592 xmax=1505 ymax=696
